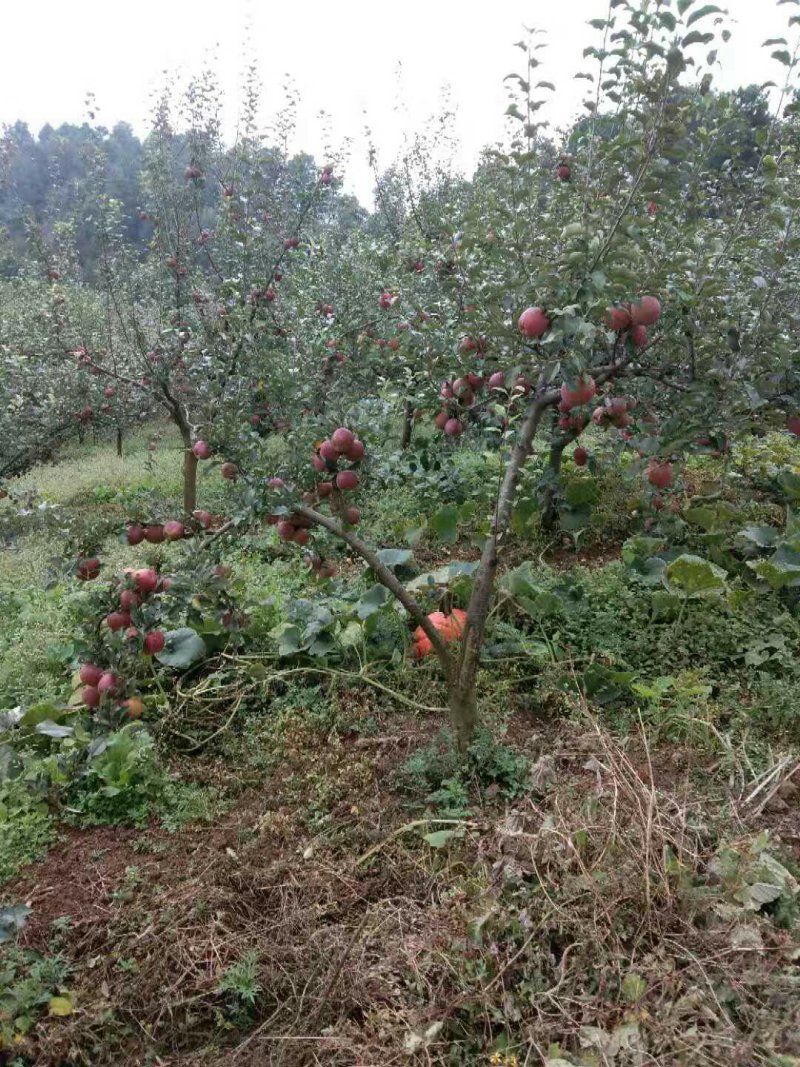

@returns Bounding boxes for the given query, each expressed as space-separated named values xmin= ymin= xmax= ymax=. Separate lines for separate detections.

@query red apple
xmin=344 ymin=507 xmax=361 ymax=525
xmin=518 ymin=306 xmax=551 ymax=339
xmin=193 ymin=510 xmax=213 ymax=529
xmin=346 ymin=439 xmax=365 ymax=461
xmin=444 ymin=418 xmax=463 ymax=437
xmin=630 ymin=296 xmax=661 ymax=327
xmin=647 ymin=460 xmax=674 ymax=489
xmin=82 ymin=686 xmax=101 ymax=708
xmin=120 ymin=590 xmax=141 ymax=611
xmin=221 ymin=462 xmax=238 ymax=481
xmin=134 ymin=568 xmax=159 ymax=594
xmin=607 ymin=306 xmax=632 ymax=331
xmin=629 ymin=324 xmax=647 ymax=347
xmin=574 ymin=446 xmax=588 ymax=467
xmin=488 ymin=371 xmax=506 ymax=389
xmin=98 ymin=672 xmax=119 ymax=695
xmin=77 ymin=557 xmax=101 ymax=581
xmin=560 ymin=376 xmax=596 ymax=410
xmin=164 ymin=520 xmax=184 ymax=541
xmin=144 ymin=525 xmax=165 ymax=544
xmin=79 ymin=663 xmax=103 ymax=687
xmin=331 ymin=427 xmax=355 ymax=453
xmin=336 ymin=470 xmax=359 ymax=491
xmin=143 ymin=631 xmax=166 ymax=655
xmin=193 ymin=440 xmax=212 ymax=460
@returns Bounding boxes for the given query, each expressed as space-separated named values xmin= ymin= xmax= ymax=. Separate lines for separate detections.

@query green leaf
xmin=428 ymin=505 xmax=459 ymax=544
xmin=18 ymin=702 xmax=66 ymax=729
xmin=621 ymin=972 xmax=648 ymax=1002
xmin=48 ymin=995 xmax=74 ymax=1017
xmin=339 ymin=621 xmax=363 ymax=648
xmin=739 ymin=525 xmax=777 ymax=548
xmin=423 ymin=828 xmax=460 ymax=848
xmin=749 ymin=556 xmax=800 ymax=590
xmin=407 ymin=561 xmax=479 ymax=591
xmin=0 ymin=744 xmax=22 ymax=783
xmin=376 ymin=548 xmax=413 ymax=569
xmin=778 ymin=470 xmax=800 ymax=503
xmin=273 ymin=623 xmax=304 ymax=657
xmin=686 ymin=4 xmax=723 ymax=26
xmin=155 ymin=628 xmax=207 ymax=668
xmin=356 ymin=584 xmax=391 ymax=619
xmin=666 ymin=554 xmax=727 ymax=596
xmin=0 ymin=905 xmax=31 ymax=943
xmin=35 ymin=720 xmax=74 ymax=739
xmin=518 ymin=591 xmax=562 ymax=621
xmin=682 ymin=30 xmax=714 ymax=46
xmin=564 ymin=479 xmax=599 ymax=507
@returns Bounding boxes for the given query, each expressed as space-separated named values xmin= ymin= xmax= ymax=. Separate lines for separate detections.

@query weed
xmin=216 ymin=950 xmax=262 ymax=1027
xmin=0 ymin=782 xmax=54 ymax=885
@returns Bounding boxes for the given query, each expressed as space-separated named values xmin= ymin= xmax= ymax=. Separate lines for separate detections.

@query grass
xmin=0 ymin=419 xmax=798 ymax=1064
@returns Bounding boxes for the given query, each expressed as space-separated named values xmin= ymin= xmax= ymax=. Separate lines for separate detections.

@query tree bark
xmin=451 ymin=397 xmax=550 ymax=746
xmin=447 ymin=682 xmax=479 ymax=752
xmin=183 ymin=444 xmax=198 ymax=515
xmin=116 ymin=427 xmax=123 ymax=458
xmin=541 ymin=437 xmax=566 ymax=531
xmin=401 ymin=400 xmax=414 ymax=450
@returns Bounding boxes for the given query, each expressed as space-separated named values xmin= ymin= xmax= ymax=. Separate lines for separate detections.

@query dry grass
xmin=11 ymin=693 xmax=799 ymax=1067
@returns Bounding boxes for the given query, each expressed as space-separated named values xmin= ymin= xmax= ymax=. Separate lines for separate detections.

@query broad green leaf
xmin=339 ymin=621 xmax=363 ymax=648
xmin=666 ymin=554 xmax=727 ymax=596
xmin=518 ymin=591 xmax=562 ymax=621
xmin=272 ymin=623 xmax=304 ymax=657
xmin=35 ymin=720 xmax=74 ymax=738
xmin=356 ymin=584 xmax=391 ymax=619
xmin=0 ymin=744 xmax=22 ymax=782
xmin=407 ymin=561 xmax=479 ymax=591
xmin=49 ymin=995 xmax=73 ymax=1017
xmin=423 ymin=828 xmax=459 ymax=848
xmin=739 ymin=525 xmax=777 ymax=548
xmin=376 ymin=548 xmax=413 ymax=569
xmin=428 ymin=505 xmax=459 ymax=544
xmin=155 ymin=628 xmax=207 ymax=668
xmin=0 ymin=904 xmax=30 ymax=943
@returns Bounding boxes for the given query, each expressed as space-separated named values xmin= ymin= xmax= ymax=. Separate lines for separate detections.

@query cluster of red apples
xmin=434 ymin=294 xmax=673 ymax=490
xmin=78 ymin=566 xmax=170 ymax=716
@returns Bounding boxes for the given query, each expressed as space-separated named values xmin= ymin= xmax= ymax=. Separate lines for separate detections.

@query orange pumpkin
xmin=412 ymin=608 xmax=468 ymax=659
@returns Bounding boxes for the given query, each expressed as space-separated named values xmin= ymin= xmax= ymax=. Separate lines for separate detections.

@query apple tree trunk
xmin=401 ymin=400 xmax=415 ymax=450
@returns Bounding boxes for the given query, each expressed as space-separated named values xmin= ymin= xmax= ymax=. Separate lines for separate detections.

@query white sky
xmin=2 ymin=0 xmax=795 ymax=205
